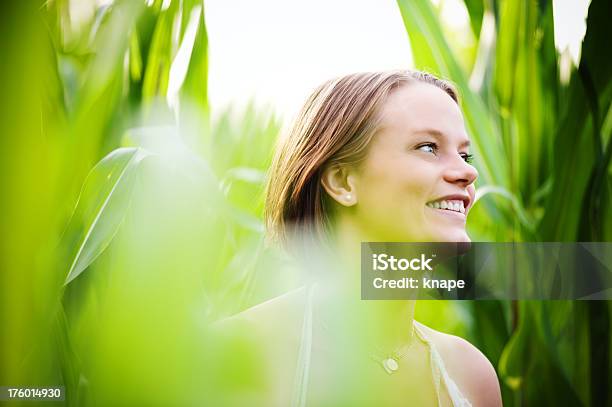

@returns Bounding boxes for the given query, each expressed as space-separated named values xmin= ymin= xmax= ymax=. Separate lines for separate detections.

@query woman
xmin=220 ymin=70 xmax=502 ymax=406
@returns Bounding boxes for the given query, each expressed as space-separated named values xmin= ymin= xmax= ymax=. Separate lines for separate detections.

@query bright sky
xmin=205 ymin=0 xmax=591 ymax=122
xmin=205 ymin=0 xmax=412 ymax=121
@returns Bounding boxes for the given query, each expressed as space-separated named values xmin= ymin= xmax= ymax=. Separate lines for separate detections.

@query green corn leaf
xmin=64 ymin=147 xmax=152 ymax=285
xmin=142 ymin=2 xmax=177 ymax=101
xmin=538 ymin=0 xmax=612 ymax=241
xmin=463 ymin=0 xmax=485 ymax=38
xmin=475 ymin=185 xmax=535 ymax=232
xmin=169 ymin=2 xmax=209 ymax=113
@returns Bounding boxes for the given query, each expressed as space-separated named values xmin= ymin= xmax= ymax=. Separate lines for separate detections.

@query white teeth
xmin=427 ymin=199 xmax=466 ymax=214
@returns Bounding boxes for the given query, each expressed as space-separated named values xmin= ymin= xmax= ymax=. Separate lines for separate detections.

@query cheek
xmin=391 ymin=165 xmax=435 ymax=207
xmin=357 ymin=162 xmax=434 ymax=218
xmin=361 ymin=161 xmax=415 ymax=196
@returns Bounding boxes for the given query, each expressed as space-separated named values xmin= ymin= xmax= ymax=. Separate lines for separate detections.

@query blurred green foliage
xmin=0 ymin=0 xmax=611 ymax=405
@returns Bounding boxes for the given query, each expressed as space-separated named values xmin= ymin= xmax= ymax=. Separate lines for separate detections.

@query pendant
xmin=383 ymin=357 xmax=399 ymax=374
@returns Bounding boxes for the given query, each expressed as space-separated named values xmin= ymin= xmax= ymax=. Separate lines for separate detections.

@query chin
xmin=454 ymin=232 xmax=471 ymax=243
xmin=429 ymin=230 xmax=471 ymax=243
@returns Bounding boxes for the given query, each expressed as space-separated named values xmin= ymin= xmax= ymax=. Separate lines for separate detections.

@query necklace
xmin=370 ymin=333 xmax=417 ymax=375
xmin=312 ymin=291 xmax=417 ymax=375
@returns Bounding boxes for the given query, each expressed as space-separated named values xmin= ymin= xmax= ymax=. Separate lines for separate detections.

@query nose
xmin=443 ymin=155 xmax=478 ymax=187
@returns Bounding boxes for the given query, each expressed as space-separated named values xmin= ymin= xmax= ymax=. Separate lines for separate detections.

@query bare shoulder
xmin=416 ymin=322 xmax=502 ymax=407
xmin=207 ymin=288 xmax=310 ymax=405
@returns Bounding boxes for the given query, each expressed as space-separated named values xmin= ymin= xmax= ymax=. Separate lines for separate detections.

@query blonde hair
xmin=264 ymin=70 xmax=458 ymax=248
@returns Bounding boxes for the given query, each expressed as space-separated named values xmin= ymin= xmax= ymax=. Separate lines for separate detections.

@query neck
xmin=314 ymin=215 xmax=416 ymax=351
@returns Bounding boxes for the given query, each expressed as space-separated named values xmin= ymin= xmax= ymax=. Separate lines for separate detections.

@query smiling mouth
xmin=426 ymin=199 xmax=466 ymax=214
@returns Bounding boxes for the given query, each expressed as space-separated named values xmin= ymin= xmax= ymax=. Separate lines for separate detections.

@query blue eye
xmin=417 ymin=143 xmax=437 ymax=154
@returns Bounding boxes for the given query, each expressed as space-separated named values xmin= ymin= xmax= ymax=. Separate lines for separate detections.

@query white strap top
xmin=413 ymin=321 xmax=472 ymax=407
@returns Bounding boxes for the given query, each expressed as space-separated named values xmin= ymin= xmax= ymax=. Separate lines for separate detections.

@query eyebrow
xmin=413 ymin=128 xmax=471 ymax=148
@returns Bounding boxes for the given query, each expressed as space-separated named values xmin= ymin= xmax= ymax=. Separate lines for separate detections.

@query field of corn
xmin=0 ymin=0 xmax=611 ymax=405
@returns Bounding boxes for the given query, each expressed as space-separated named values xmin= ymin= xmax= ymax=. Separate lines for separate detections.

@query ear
xmin=321 ymin=164 xmax=358 ymax=206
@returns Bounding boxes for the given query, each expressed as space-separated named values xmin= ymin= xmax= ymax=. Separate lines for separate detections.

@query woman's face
xmin=350 ymin=83 xmax=478 ymax=242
